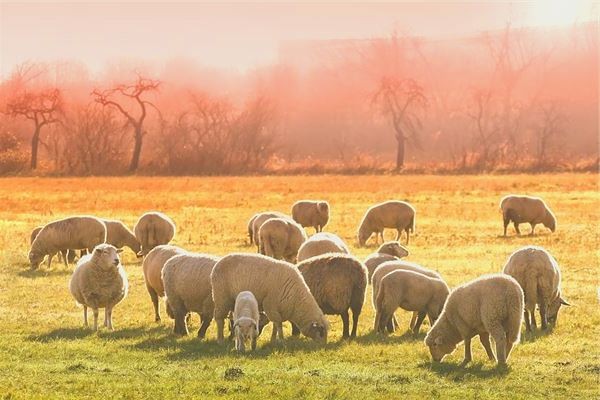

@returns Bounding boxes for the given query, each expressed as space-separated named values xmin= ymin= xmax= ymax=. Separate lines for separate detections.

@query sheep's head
xmin=234 ymin=317 xmax=259 ymax=344
xmin=28 ymin=251 xmax=44 ymax=270
xmin=357 ymin=226 xmax=371 ymax=247
xmin=544 ymin=210 xmax=556 ymax=232
xmin=92 ymin=244 xmax=122 ymax=271
xmin=378 ymin=241 xmax=409 ymax=258
xmin=129 ymin=239 xmax=141 ymax=255
xmin=425 ymin=333 xmax=456 ymax=362
xmin=547 ymin=294 xmax=570 ymax=324
xmin=317 ymin=202 xmax=329 ymax=222
xmin=303 ymin=317 xmax=328 ymax=343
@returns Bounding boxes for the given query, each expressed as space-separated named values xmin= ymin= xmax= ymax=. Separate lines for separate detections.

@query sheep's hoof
xmin=459 ymin=359 xmax=471 ymax=367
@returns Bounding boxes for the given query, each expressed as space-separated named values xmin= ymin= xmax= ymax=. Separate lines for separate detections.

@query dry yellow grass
xmin=1 ymin=174 xmax=599 ymax=399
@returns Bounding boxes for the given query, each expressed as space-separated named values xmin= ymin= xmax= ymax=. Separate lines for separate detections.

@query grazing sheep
xmin=374 ymin=270 xmax=449 ymax=334
xmin=358 ymin=200 xmax=415 ymax=246
xmin=250 ymin=211 xmax=289 ymax=250
xmin=500 ymin=194 xmax=556 ymax=236
xmin=425 ymin=274 xmax=524 ymax=366
xmin=258 ymin=217 xmax=307 ymax=263
xmin=291 ymin=200 xmax=330 ymax=233
xmin=69 ymin=244 xmax=128 ymax=331
xmin=503 ymin=246 xmax=569 ymax=331
xmin=211 ymin=253 xmax=328 ymax=344
xmin=296 ymin=232 xmax=350 ymax=262
xmin=134 ymin=211 xmax=176 ymax=257
xmin=364 ymin=241 xmax=410 ymax=282
xmin=233 ymin=291 xmax=260 ymax=352
xmin=294 ymin=254 xmax=367 ymax=338
xmin=31 ymin=225 xmax=77 ymax=265
xmin=162 ymin=253 xmax=220 ymax=338
xmin=142 ymin=244 xmax=187 ymax=322
xmin=372 ymin=260 xmax=442 ymax=332
xmin=102 ymin=219 xmax=141 ymax=255
xmin=29 ymin=216 xmax=107 ymax=270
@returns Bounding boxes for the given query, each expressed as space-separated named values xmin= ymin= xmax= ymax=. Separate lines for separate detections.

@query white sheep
xmin=500 ymin=194 xmax=556 ymax=236
xmin=134 ymin=211 xmax=176 ymax=257
xmin=503 ymin=246 xmax=569 ymax=331
xmin=142 ymin=244 xmax=187 ymax=321
xmin=162 ymin=252 xmax=220 ymax=338
xmin=249 ymin=211 xmax=289 ymax=250
xmin=233 ymin=291 xmax=260 ymax=352
xmin=358 ymin=200 xmax=415 ymax=246
xmin=374 ymin=269 xmax=449 ymax=334
xmin=425 ymin=274 xmax=524 ymax=366
xmin=258 ymin=217 xmax=307 ymax=263
xmin=211 ymin=253 xmax=328 ymax=344
xmin=364 ymin=241 xmax=410 ymax=282
xmin=102 ymin=219 xmax=141 ymax=255
xmin=291 ymin=200 xmax=330 ymax=233
xmin=69 ymin=244 xmax=128 ymax=331
xmin=296 ymin=232 xmax=350 ymax=262
xmin=29 ymin=216 xmax=107 ymax=270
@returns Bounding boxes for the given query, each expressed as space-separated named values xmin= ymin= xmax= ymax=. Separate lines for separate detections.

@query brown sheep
xmin=500 ymin=195 xmax=556 ymax=236
xmin=358 ymin=200 xmax=415 ymax=246
xmin=291 ymin=200 xmax=330 ymax=233
xmin=134 ymin=211 xmax=176 ymax=257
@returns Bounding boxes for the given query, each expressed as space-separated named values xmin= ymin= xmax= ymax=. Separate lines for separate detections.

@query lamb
xmin=102 ymin=219 xmax=141 ymax=255
xmin=258 ymin=217 xmax=307 ymax=263
xmin=211 ymin=253 xmax=328 ymax=344
xmin=357 ymin=200 xmax=415 ymax=246
xmin=69 ymin=244 xmax=128 ymax=331
xmin=374 ymin=269 xmax=449 ymax=335
xmin=503 ymin=246 xmax=569 ymax=331
xmin=294 ymin=254 xmax=367 ymax=338
xmin=233 ymin=291 xmax=260 ymax=352
xmin=291 ymin=200 xmax=330 ymax=233
xmin=249 ymin=211 xmax=289 ymax=250
xmin=296 ymin=232 xmax=350 ymax=262
xmin=372 ymin=260 xmax=442 ymax=332
xmin=142 ymin=244 xmax=187 ymax=322
xmin=162 ymin=252 xmax=220 ymax=338
xmin=133 ymin=211 xmax=176 ymax=257
xmin=29 ymin=216 xmax=107 ymax=270
xmin=364 ymin=241 xmax=410 ymax=282
xmin=500 ymin=194 xmax=556 ymax=236
xmin=425 ymin=274 xmax=524 ymax=366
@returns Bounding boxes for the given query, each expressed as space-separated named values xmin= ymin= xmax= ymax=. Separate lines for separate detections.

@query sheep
xmin=102 ymin=219 xmax=141 ymax=255
xmin=233 ymin=291 xmax=260 ymax=352
xmin=211 ymin=253 xmax=328 ymax=344
xmin=374 ymin=269 xmax=449 ymax=335
xmin=133 ymin=211 xmax=176 ymax=257
xmin=293 ymin=253 xmax=367 ymax=339
xmin=372 ymin=260 xmax=442 ymax=332
xmin=258 ymin=217 xmax=307 ymax=263
xmin=29 ymin=216 xmax=107 ymax=270
xmin=500 ymin=194 xmax=556 ymax=236
xmin=69 ymin=244 xmax=128 ymax=331
xmin=503 ymin=246 xmax=569 ymax=331
xmin=425 ymin=274 xmax=524 ymax=366
xmin=364 ymin=241 xmax=410 ymax=282
xmin=162 ymin=252 xmax=220 ymax=338
xmin=291 ymin=200 xmax=330 ymax=233
xmin=296 ymin=232 xmax=350 ymax=262
xmin=249 ymin=211 xmax=289 ymax=250
xmin=357 ymin=200 xmax=415 ymax=246
xmin=31 ymin=226 xmax=79 ymax=265
xmin=142 ymin=244 xmax=187 ymax=322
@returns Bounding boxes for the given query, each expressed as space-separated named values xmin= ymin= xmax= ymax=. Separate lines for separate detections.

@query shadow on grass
xmin=352 ymin=329 xmax=427 ymax=346
xmin=520 ymin=325 xmax=555 ymax=343
xmin=496 ymin=232 xmax=551 ymax=240
xmin=419 ymin=360 xmax=510 ymax=380
xmin=17 ymin=268 xmax=72 ymax=279
xmin=29 ymin=325 xmax=167 ymax=343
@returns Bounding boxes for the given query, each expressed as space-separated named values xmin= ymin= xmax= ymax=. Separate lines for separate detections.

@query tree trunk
xmin=129 ymin=126 xmax=143 ymax=173
xmin=30 ymin=126 xmax=41 ymax=170
xmin=395 ymin=135 xmax=405 ymax=170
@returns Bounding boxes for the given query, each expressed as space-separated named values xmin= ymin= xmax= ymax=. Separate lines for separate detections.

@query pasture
xmin=1 ymin=174 xmax=599 ymax=399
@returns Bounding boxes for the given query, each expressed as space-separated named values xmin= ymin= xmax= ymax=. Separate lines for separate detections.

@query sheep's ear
xmin=116 ymin=248 xmax=123 ymax=254
xmin=136 ymin=251 xmax=143 ymax=258
xmin=94 ymin=247 xmax=102 ymax=255
xmin=560 ymin=297 xmax=571 ymax=306
xmin=435 ymin=336 xmax=443 ymax=345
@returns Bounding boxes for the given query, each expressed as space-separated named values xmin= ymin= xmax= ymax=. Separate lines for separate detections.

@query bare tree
xmin=466 ymin=89 xmax=502 ymax=169
xmin=535 ymin=101 xmax=565 ymax=166
xmin=5 ymin=87 xmax=63 ymax=169
xmin=372 ymin=77 xmax=427 ymax=169
xmin=92 ymin=74 xmax=160 ymax=172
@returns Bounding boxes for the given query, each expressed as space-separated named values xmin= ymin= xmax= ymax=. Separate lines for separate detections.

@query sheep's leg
xmin=530 ymin=308 xmax=537 ymax=330
xmin=340 ymin=310 xmax=350 ymax=339
xmin=174 ymin=312 xmax=188 ymax=336
xmin=350 ymin=308 xmax=360 ymax=338
xmin=412 ymin=312 xmax=427 ymax=334
xmin=489 ymin=326 xmax=508 ymax=365
xmin=409 ymin=312 xmax=418 ymax=330
xmin=216 ymin=318 xmax=225 ymax=343
xmin=93 ymin=308 xmax=99 ymax=331
xmin=46 ymin=253 xmax=54 ymax=269
xmin=405 ymin=228 xmax=410 ymax=245
xmin=251 ymin=336 xmax=257 ymax=351
xmin=236 ymin=336 xmax=245 ymax=352
xmin=197 ymin=314 xmax=211 ymax=339
xmin=270 ymin=323 xmax=278 ymax=343
xmin=146 ymin=285 xmax=161 ymax=322
xmin=539 ymin=300 xmax=548 ymax=330
xmin=83 ymin=306 xmax=88 ymax=327
xmin=106 ymin=308 xmax=113 ymax=330
xmin=395 ymin=229 xmax=401 ymax=241
xmin=513 ymin=222 xmax=521 ymax=235
xmin=503 ymin=215 xmax=510 ymax=236
xmin=276 ymin=322 xmax=284 ymax=340
xmin=62 ymin=250 xmax=69 ymax=267
xmin=104 ymin=309 xmax=109 ymax=327
xmin=379 ymin=231 xmax=385 ymax=243
xmin=530 ymin=223 xmax=536 ymax=236
xmin=291 ymin=323 xmax=301 ymax=336
xmin=460 ymin=337 xmax=472 ymax=366
xmin=523 ymin=310 xmax=532 ymax=332
xmin=479 ymin=333 xmax=496 ymax=361
xmin=385 ymin=317 xmax=394 ymax=333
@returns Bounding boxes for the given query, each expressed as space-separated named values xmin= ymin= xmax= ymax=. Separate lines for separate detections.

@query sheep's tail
xmin=409 ymin=213 xmax=416 ymax=234
xmin=507 ymin=286 xmax=524 ymax=345
xmin=261 ymin=235 xmax=273 ymax=257
xmin=248 ymin=225 xmax=254 ymax=246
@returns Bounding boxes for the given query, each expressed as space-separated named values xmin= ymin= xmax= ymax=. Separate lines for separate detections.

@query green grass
xmin=1 ymin=174 xmax=599 ymax=399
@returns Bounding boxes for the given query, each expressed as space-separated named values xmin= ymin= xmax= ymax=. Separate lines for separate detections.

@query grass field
xmin=1 ymin=174 xmax=599 ymax=399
